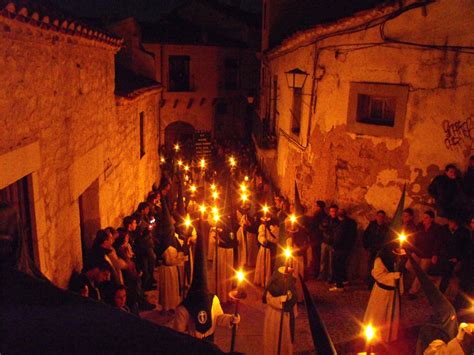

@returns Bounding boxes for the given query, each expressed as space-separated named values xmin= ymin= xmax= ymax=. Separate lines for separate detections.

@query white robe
xmin=263 ymin=292 xmax=296 ymax=355
xmin=209 ymin=227 xmax=234 ymax=303
xmin=158 ymin=245 xmax=184 ymax=311
xmin=363 ymin=257 xmax=403 ymax=342
xmin=236 ymin=210 xmax=258 ymax=267
xmin=254 ymin=224 xmax=279 ymax=287
xmin=171 ymin=295 xmax=233 ymax=339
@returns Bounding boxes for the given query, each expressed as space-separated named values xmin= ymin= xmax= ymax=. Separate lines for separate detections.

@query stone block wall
xmin=0 ymin=17 xmax=160 ymax=287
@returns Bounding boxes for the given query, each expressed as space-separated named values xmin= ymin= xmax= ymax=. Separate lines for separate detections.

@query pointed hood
xmin=182 ymin=215 xmax=213 ymax=334
xmin=294 ymin=182 xmax=304 ymax=216
xmin=388 ymin=184 xmax=406 ymax=242
xmin=223 ymin=171 xmax=237 ymax=229
xmin=157 ymin=193 xmax=176 ymax=256
xmin=298 ymin=273 xmax=336 ymax=354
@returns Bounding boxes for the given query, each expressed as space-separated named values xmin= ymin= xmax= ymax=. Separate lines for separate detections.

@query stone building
xmin=0 ymin=1 xmax=162 ymax=287
xmin=256 ymin=0 xmax=474 ymax=225
xmin=108 ymin=2 xmax=260 ymax=155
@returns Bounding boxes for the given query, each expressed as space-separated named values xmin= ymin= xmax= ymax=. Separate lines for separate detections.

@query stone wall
xmin=258 ymin=0 xmax=474 ymax=227
xmin=0 ymin=16 xmax=160 ymax=287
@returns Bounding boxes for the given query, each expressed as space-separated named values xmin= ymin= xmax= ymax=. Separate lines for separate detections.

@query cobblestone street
xmin=142 ymin=267 xmax=432 ymax=354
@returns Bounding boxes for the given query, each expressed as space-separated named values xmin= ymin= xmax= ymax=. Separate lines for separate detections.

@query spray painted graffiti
xmin=443 ymin=116 xmax=473 ymax=151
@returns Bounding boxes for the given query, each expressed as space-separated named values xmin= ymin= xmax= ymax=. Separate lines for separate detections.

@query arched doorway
xmin=164 ymin=121 xmax=196 ymax=157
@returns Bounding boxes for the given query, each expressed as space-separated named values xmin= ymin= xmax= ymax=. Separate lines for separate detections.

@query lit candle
xmin=212 ymin=191 xmax=219 ymax=200
xmin=174 ymin=143 xmax=180 ymax=152
xmin=240 ymin=184 xmax=247 ymax=193
xmin=184 ymin=165 xmax=190 ymax=172
xmin=213 ymin=213 xmax=220 ymax=224
xmin=212 ymin=206 xmax=218 ymax=215
xmin=244 ymin=176 xmax=249 ymax=182
xmin=200 ymin=158 xmax=206 ymax=169
xmin=160 ymin=156 xmax=165 ymax=163
xmin=364 ymin=324 xmax=375 ymax=354
xmin=210 ymin=184 xmax=216 ymax=191
xmin=262 ymin=204 xmax=269 ymax=218
xmin=190 ymin=185 xmax=197 ymax=193
xmin=184 ymin=216 xmax=192 ymax=228
xmin=289 ymin=214 xmax=297 ymax=229
xmin=229 ymin=156 xmax=236 ymax=168
xmin=399 ymin=233 xmax=407 ymax=249
xmin=241 ymin=193 xmax=248 ymax=203
xmin=284 ymin=247 xmax=292 ymax=273
xmin=177 ymin=160 xmax=183 ymax=167
xmin=199 ymin=204 xmax=206 ymax=214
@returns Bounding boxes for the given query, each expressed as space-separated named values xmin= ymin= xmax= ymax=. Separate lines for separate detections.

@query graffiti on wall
xmin=443 ymin=116 xmax=473 ymax=152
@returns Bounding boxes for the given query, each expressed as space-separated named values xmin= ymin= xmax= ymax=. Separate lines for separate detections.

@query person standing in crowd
xmin=236 ymin=200 xmax=251 ymax=268
xmin=363 ymin=210 xmax=389 ymax=289
xmin=310 ymin=200 xmax=327 ymax=279
xmin=407 ymin=210 xmax=440 ymax=300
xmin=319 ymin=204 xmax=339 ymax=283
xmin=68 ymin=260 xmax=111 ymax=301
xmin=428 ymin=164 xmax=466 ymax=219
xmin=401 ymin=208 xmax=418 ymax=247
xmin=364 ymin=242 xmax=405 ymax=343
xmin=210 ymin=224 xmax=235 ymax=304
xmin=431 ymin=216 xmax=470 ymax=293
xmin=463 ymin=156 xmax=474 ymax=218
xmin=254 ymin=214 xmax=279 ymax=287
xmin=263 ymin=266 xmax=298 ymax=355
xmin=454 ymin=216 xmax=474 ymax=313
xmin=330 ymin=209 xmax=357 ymax=291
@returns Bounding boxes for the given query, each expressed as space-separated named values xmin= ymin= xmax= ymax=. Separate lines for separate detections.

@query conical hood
xmin=157 ymin=193 xmax=176 ymax=256
xmin=223 ymin=171 xmax=236 ymax=228
xmin=388 ymin=184 xmax=406 ymax=242
xmin=298 ymin=273 xmax=336 ymax=354
xmin=181 ymin=215 xmax=212 ymax=334
xmin=294 ymin=182 xmax=304 ymax=216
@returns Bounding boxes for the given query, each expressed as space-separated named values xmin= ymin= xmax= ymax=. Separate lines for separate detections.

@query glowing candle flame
xmin=212 ymin=206 xmax=218 ymax=215
xmin=365 ymin=324 xmax=375 ymax=342
xmin=184 ymin=216 xmax=192 ymax=228
xmin=241 ymin=193 xmax=248 ymax=202
xmin=177 ymin=160 xmax=183 ymax=166
xmin=284 ymin=247 xmax=292 ymax=260
xmin=244 ymin=176 xmax=249 ymax=182
xmin=236 ymin=269 xmax=245 ymax=284
xmin=200 ymin=159 xmax=206 ymax=169
xmin=399 ymin=233 xmax=407 ymax=245
xmin=160 ymin=157 xmax=165 ymax=163
xmin=213 ymin=213 xmax=220 ymax=223
xmin=174 ymin=143 xmax=180 ymax=152
xmin=262 ymin=205 xmax=269 ymax=216
xmin=212 ymin=191 xmax=219 ymax=200
xmin=229 ymin=156 xmax=236 ymax=167
xmin=289 ymin=214 xmax=297 ymax=225
xmin=199 ymin=204 xmax=206 ymax=214
xmin=210 ymin=184 xmax=216 ymax=191
xmin=190 ymin=185 xmax=197 ymax=193
xmin=240 ymin=184 xmax=247 ymax=192
xmin=184 ymin=165 xmax=190 ymax=172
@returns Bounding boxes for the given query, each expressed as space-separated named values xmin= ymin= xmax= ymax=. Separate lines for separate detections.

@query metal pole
xmin=215 ymin=228 xmax=218 ymax=295
xmin=230 ymin=299 xmax=240 ymax=352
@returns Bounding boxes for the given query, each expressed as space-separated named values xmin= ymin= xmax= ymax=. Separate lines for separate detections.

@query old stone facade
xmin=0 ymin=3 xmax=161 ymax=287
xmin=257 ymin=0 xmax=474 ymax=227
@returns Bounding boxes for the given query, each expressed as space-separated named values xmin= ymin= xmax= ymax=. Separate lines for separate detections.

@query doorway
xmin=78 ymin=179 xmax=100 ymax=262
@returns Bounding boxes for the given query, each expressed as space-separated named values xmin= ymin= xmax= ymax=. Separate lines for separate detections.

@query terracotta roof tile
xmin=0 ymin=0 xmax=123 ymax=48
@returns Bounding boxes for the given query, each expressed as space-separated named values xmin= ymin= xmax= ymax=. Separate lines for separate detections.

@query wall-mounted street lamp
xmin=285 ymin=68 xmax=309 ymax=90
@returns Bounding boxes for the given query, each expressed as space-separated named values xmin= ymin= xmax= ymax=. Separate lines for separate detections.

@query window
xmin=225 ymin=58 xmax=239 ymax=90
xmin=139 ymin=112 xmax=145 ymax=158
xmin=356 ymin=94 xmax=395 ymax=126
xmin=347 ymin=82 xmax=409 ymax=138
xmin=169 ymin=55 xmax=190 ymax=92
xmin=290 ymin=88 xmax=302 ymax=135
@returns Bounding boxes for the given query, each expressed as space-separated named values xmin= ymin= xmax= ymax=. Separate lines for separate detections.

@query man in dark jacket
xmin=318 ymin=204 xmax=339 ymax=282
xmin=310 ymin=200 xmax=327 ymax=278
xmin=363 ymin=210 xmax=389 ymax=288
xmin=330 ymin=209 xmax=357 ymax=291
xmin=428 ymin=164 xmax=465 ymax=219
xmin=431 ymin=216 xmax=471 ymax=293
xmin=407 ymin=210 xmax=441 ymax=299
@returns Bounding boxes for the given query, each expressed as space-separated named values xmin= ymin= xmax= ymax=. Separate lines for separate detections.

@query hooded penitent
xmin=181 ymin=215 xmax=213 ymax=334
xmin=156 ymin=193 xmax=178 ymax=258
xmin=263 ymin=267 xmax=298 ymax=342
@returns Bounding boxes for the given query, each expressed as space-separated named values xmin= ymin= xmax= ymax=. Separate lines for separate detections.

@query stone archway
xmin=164 ymin=121 xmax=196 ymax=157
